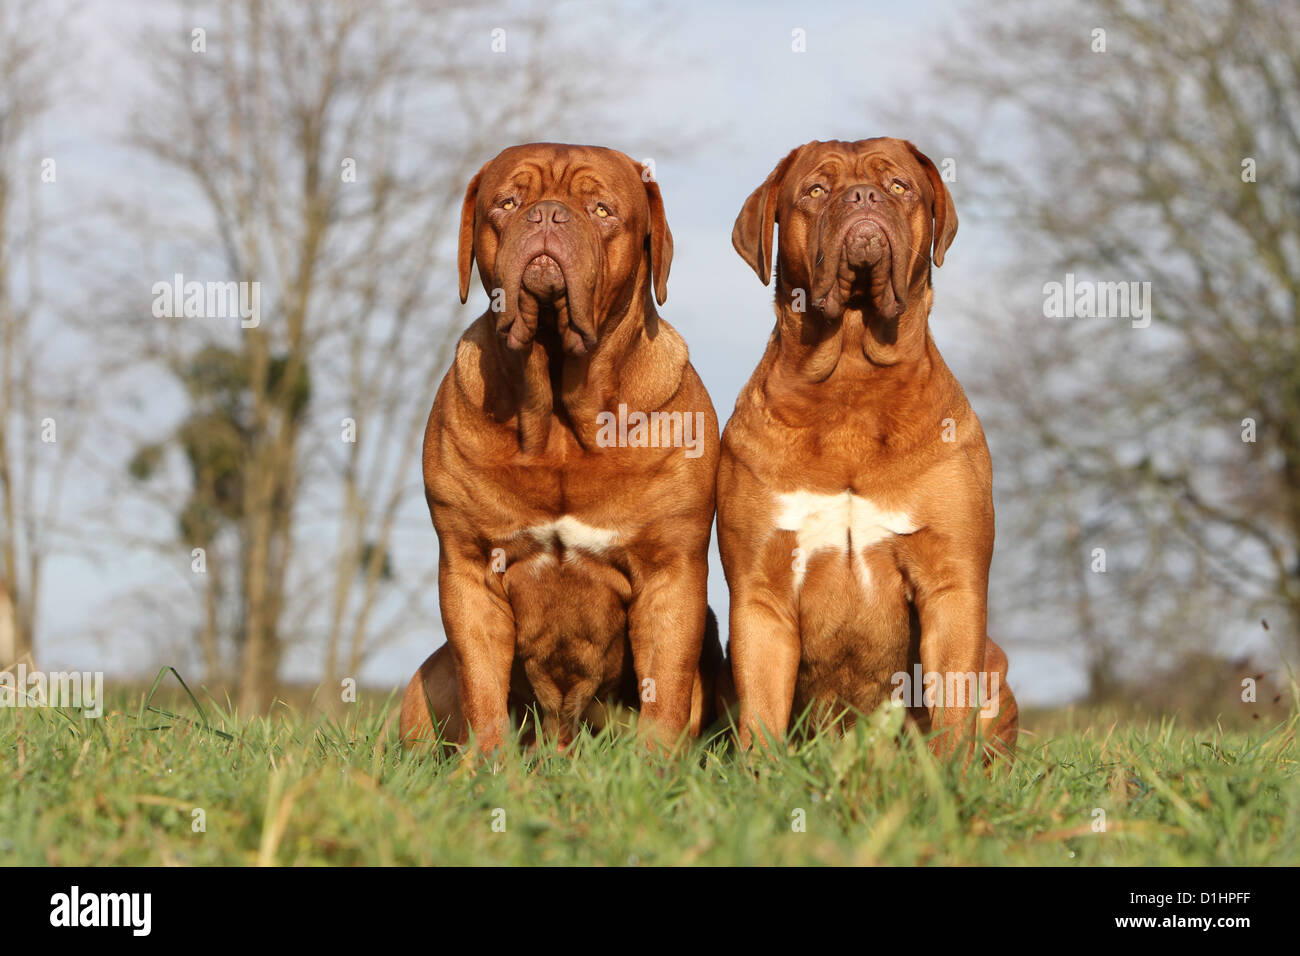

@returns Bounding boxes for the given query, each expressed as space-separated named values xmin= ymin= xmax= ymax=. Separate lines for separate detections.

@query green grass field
xmin=3 ymin=676 xmax=1297 ymax=866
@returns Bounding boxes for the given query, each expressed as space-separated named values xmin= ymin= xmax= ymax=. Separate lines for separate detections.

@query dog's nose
xmin=528 ymin=201 xmax=570 ymax=225
xmin=843 ymin=185 xmax=883 ymax=206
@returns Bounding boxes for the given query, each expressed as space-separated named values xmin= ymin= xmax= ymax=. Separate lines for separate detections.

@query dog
xmin=399 ymin=144 xmax=721 ymax=753
xmin=716 ymin=137 xmax=1018 ymax=760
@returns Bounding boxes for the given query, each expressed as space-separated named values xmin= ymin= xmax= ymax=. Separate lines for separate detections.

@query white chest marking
xmin=774 ymin=490 xmax=916 ymax=590
xmin=519 ymin=515 xmax=619 ymax=562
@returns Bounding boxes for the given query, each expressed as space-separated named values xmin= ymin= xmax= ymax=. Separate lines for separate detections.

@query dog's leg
xmin=980 ymin=636 xmax=1018 ymax=761
xmin=398 ymin=644 xmax=464 ymax=749
xmin=627 ymin=559 xmax=708 ymax=749
xmin=914 ymin=582 xmax=988 ymax=762
xmin=438 ymin=558 xmax=516 ymax=754
xmin=729 ymin=594 xmax=800 ymax=750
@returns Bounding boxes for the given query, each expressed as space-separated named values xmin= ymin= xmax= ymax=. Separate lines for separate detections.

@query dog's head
xmin=458 ymin=143 xmax=672 ymax=357
xmin=732 ymin=138 xmax=956 ymax=321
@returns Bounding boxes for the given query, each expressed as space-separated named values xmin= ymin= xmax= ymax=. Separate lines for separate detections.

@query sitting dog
xmin=400 ymin=144 xmax=721 ymax=752
xmin=717 ymin=138 xmax=1018 ymax=760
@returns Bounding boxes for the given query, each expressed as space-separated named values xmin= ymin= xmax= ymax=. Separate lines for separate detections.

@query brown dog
xmin=399 ymin=144 xmax=721 ymax=753
xmin=717 ymin=138 xmax=1018 ymax=759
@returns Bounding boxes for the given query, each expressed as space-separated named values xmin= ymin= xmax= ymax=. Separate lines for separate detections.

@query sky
xmin=27 ymin=0 xmax=1098 ymax=706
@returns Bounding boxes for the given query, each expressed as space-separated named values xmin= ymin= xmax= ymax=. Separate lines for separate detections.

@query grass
xmin=2 ymin=675 xmax=1297 ymax=866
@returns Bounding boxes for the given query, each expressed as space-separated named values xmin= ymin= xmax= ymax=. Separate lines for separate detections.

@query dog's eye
xmin=889 ymin=181 xmax=907 ymax=195
xmin=595 ymin=203 xmax=611 ymax=218
xmin=808 ymin=185 xmax=826 ymax=198
xmin=501 ymin=199 xmax=516 ymax=210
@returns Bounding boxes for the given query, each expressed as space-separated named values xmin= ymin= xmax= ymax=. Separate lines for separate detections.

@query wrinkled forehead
xmin=788 ymin=138 xmax=925 ymax=187
xmin=482 ymin=144 xmax=642 ymax=201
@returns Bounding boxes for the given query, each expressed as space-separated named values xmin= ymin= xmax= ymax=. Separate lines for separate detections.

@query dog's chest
xmin=773 ymin=489 xmax=915 ymax=590
xmin=517 ymin=515 xmax=620 ymax=558
xmin=500 ymin=513 xmax=627 ymax=601
xmin=775 ymin=490 xmax=918 ymax=705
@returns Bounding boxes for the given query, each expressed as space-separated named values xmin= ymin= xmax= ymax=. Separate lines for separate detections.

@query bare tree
xmin=894 ymin=0 xmax=1300 ymax=695
xmin=0 ymin=4 xmax=71 ymax=669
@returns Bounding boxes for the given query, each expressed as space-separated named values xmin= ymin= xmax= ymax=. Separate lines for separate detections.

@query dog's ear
xmin=457 ymin=164 xmax=488 ymax=304
xmin=903 ymin=141 xmax=957 ymax=268
xmin=643 ymin=176 xmax=674 ymax=306
xmin=732 ymin=145 xmax=804 ymax=285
